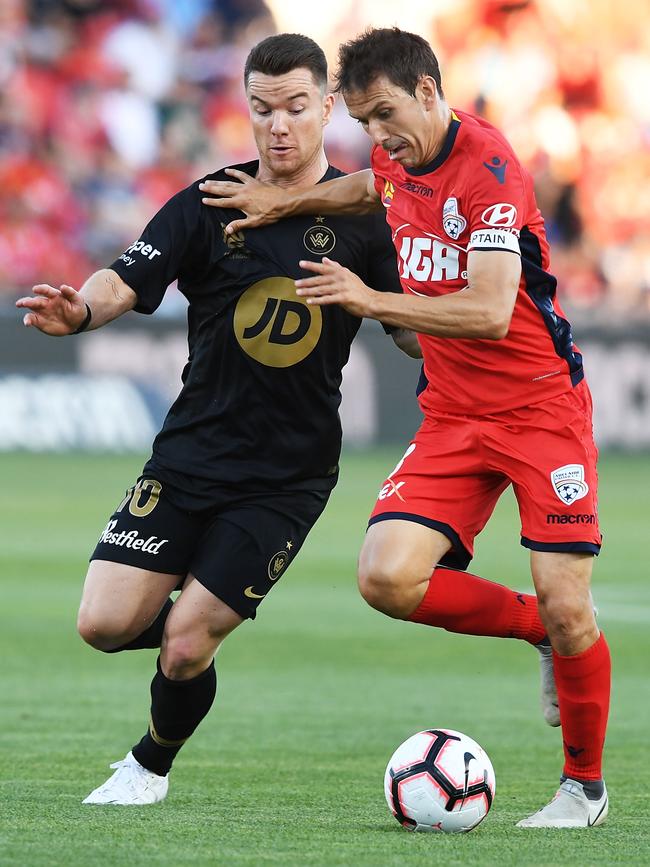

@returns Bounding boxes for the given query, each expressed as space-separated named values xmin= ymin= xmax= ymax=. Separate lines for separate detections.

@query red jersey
xmin=371 ymin=109 xmax=584 ymax=415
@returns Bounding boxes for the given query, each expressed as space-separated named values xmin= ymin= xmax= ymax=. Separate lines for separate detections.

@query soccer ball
xmin=384 ymin=729 xmax=495 ymax=833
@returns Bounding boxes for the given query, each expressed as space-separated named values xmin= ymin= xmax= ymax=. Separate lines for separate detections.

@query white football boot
xmin=516 ymin=779 xmax=608 ymax=828
xmin=536 ymin=641 xmax=561 ymax=727
xmin=83 ymin=752 xmax=168 ymax=805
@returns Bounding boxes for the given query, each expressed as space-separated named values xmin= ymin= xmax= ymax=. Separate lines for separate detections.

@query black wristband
xmin=71 ymin=302 xmax=92 ymax=334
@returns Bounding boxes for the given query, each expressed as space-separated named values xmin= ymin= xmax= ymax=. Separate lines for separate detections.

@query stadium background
xmin=1 ymin=0 xmax=649 ymax=451
xmin=1 ymin=2 xmax=649 ymax=866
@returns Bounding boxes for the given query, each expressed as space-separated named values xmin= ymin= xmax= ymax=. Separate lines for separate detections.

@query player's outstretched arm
xmin=200 ymin=168 xmax=381 ymax=235
xmin=16 ymin=269 xmax=137 ymax=336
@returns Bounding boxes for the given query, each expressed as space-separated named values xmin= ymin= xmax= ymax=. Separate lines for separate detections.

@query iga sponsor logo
xmin=398 ymin=237 xmax=460 ymax=281
xmin=550 ymin=464 xmax=589 ymax=505
xmin=99 ymin=519 xmax=169 ymax=554
xmin=481 ymin=203 xmax=517 ymax=228
xmin=119 ymin=239 xmax=163 ymax=267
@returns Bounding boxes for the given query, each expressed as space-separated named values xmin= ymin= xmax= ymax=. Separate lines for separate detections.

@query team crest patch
xmin=550 ymin=464 xmax=589 ymax=505
xmin=382 ymin=179 xmax=395 ymax=207
xmin=303 ymin=224 xmax=336 ymax=255
xmin=442 ymin=197 xmax=467 ymax=240
xmin=268 ymin=549 xmax=290 ymax=581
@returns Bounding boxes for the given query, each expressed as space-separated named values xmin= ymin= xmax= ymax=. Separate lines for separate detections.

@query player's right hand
xmin=15 ymin=283 xmax=87 ymax=335
xmin=199 ymin=169 xmax=290 ymax=235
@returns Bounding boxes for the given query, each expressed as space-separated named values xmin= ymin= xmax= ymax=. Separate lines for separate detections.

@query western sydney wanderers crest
xmin=303 ymin=218 xmax=336 ymax=255
xmin=268 ymin=543 xmax=292 ymax=580
xmin=442 ymin=197 xmax=467 ymax=240
xmin=550 ymin=464 xmax=589 ymax=505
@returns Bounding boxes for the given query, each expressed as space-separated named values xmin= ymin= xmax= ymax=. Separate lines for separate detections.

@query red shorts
xmin=369 ymin=381 xmax=601 ymax=569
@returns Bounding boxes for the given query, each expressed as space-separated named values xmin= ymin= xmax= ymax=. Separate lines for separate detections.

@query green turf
xmin=1 ymin=451 xmax=648 ymax=866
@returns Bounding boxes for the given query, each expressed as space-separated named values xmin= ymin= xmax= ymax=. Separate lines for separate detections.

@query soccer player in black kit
xmin=16 ymin=34 xmax=417 ymax=805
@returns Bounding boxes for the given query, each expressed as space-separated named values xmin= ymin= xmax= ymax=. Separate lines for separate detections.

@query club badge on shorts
xmin=550 ymin=464 xmax=589 ymax=505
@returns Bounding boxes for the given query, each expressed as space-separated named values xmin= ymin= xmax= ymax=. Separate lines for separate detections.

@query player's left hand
xmin=295 ymin=258 xmax=377 ymax=318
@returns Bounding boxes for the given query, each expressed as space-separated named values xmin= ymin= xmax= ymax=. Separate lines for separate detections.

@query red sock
xmin=554 ymin=632 xmax=611 ymax=781
xmin=407 ymin=566 xmax=546 ymax=645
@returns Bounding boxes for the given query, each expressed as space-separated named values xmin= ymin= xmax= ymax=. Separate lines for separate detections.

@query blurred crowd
xmin=1 ymin=0 xmax=649 ymax=316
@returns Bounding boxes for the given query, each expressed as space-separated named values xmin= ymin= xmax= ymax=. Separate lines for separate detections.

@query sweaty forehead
xmin=246 ymin=69 xmax=320 ymax=103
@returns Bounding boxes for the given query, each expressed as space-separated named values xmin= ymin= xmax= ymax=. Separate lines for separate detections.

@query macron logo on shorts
xmin=550 ymin=464 xmax=589 ymax=505
xmin=98 ymin=519 xmax=168 ymax=554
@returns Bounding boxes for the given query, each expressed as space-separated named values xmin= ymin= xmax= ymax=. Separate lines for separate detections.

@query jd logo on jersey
xmin=234 ymin=277 xmax=322 ymax=367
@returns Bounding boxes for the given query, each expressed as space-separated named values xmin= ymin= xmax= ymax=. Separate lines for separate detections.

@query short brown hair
xmin=244 ymin=34 xmax=328 ymax=92
xmin=336 ymin=27 xmax=444 ymax=98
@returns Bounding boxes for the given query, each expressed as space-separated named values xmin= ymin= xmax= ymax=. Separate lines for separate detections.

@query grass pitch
xmin=1 ymin=450 xmax=648 ymax=866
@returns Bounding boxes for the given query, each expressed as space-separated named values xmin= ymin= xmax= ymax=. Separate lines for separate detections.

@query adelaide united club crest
xmin=550 ymin=464 xmax=589 ymax=505
xmin=442 ymin=197 xmax=467 ymax=240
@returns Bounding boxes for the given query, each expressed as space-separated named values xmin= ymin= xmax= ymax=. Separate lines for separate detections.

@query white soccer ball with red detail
xmin=384 ymin=729 xmax=495 ymax=833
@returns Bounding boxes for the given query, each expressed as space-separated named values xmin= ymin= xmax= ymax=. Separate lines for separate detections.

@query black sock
xmin=560 ymin=774 xmax=605 ymax=800
xmin=105 ymin=598 xmax=174 ymax=653
xmin=132 ymin=657 xmax=217 ymax=775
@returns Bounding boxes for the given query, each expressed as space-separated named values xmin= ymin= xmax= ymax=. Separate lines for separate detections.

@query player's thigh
xmin=79 ymin=474 xmax=204 ymax=644
xmin=160 ymin=575 xmax=244 ymax=678
xmin=367 ymin=417 xmax=509 ymax=571
xmin=188 ymin=487 xmax=331 ymax=622
xmin=487 ymin=382 xmax=601 ymax=557
xmin=78 ymin=560 xmax=181 ymax=647
xmin=359 ymin=520 xmax=452 ymax=589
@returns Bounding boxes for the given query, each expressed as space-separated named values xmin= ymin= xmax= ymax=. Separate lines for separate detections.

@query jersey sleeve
xmin=109 ymin=183 xmax=205 ymax=314
xmin=463 ymin=146 xmax=528 ymax=256
xmin=371 ymin=145 xmax=395 ymax=207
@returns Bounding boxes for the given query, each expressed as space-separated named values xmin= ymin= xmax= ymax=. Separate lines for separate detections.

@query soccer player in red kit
xmin=200 ymin=28 xmax=610 ymax=828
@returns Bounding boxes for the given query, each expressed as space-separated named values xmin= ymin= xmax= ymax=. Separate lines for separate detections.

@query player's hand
xmin=199 ymin=169 xmax=291 ymax=234
xmin=15 ymin=284 xmax=87 ymax=335
xmin=295 ymin=258 xmax=377 ymax=318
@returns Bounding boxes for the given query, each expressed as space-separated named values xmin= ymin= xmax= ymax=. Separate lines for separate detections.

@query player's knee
xmin=76 ymin=608 xmax=129 ymax=651
xmin=161 ymin=633 xmax=221 ymax=680
xmin=539 ymin=595 xmax=596 ymax=645
xmin=357 ymin=560 xmax=419 ymax=618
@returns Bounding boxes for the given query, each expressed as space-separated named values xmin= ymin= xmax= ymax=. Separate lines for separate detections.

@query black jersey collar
xmin=321 ymin=164 xmax=343 ymax=183
xmin=405 ymin=112 xmax=461 ymax=177
xmin=225 ymin=160 xmax=340 ymax=184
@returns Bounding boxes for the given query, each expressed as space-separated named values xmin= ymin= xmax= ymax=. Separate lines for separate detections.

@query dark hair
xmin=244 ymin=34 xmax=328 ymax=91
xmin=335 ymin=27 xmax=444 ymax=98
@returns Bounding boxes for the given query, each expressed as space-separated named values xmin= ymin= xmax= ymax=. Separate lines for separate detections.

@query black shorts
xmin=90 ymin=476 xmax=331 ymax=619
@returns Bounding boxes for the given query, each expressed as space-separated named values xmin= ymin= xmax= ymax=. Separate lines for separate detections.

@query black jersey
xmin=110 ymin=161 xmax=402 ymax=510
